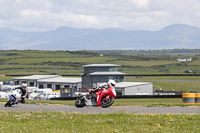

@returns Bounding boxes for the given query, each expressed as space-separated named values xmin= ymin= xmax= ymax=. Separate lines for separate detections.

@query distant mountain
xmin=0 ymin=24 xmax=200 ymax=50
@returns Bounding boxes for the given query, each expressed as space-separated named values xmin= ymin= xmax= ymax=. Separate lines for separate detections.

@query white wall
xmin=124 ymin=83 xmax=153 ymax=95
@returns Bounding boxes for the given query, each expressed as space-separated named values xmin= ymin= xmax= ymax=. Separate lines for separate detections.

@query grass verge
xmin=0 ymin=111 xmax=200 ymax=133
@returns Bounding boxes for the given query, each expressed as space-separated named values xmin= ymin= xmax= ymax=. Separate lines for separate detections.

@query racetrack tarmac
xmin=1 ymin=103 xmax=200 ymax=114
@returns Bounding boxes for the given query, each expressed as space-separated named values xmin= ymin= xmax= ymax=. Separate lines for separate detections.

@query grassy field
xmin=0 ymin=98 xmax=187 ymax=107
xmin=125 ymin=76 xmax=200 ymax=91
xmin=0 ymin=50 xmax=200 ymax=75
xmin=152 ymin=81 xmax=200 ymax=92
xmin=0 ymin=111 xmax=200 ymax=133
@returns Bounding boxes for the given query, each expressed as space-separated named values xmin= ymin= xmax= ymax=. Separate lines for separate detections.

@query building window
xmin=108 ymin=76 xmax=114 ymax=80
xmin=109 ymin=67 xmax=117 ymax=72
xmin=108 ymin=76 xmax=123 ymax=83
xmin=22 ymin=81 xmax=27 ymax=84
xmin=62 ymin=88 xmax=71 ymax=93
xmin=29 ymin=82 xmax=34 ymax=87
xmin=15 ymin=81 xmax=19 ymax=85
xmin=39 ymin=84 xmax=44 ymax=88
xmin=64 ymin=85 xmax=70 ymax=88
xmin=55 ymin=85 xmax=61 ymax=90
xmin=47 ymin=84 xmax=52 ymax=89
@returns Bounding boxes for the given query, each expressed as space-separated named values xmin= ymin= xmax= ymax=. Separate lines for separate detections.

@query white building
xmin=115 ymin=82 xmax=153 ymax=95
xmin=177 ymin=57 xmax=192 ymax=62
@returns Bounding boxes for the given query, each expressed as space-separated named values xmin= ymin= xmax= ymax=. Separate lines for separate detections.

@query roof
xmin=12 ymin=75 xmax=61 ymax=80
xmin=37 ymin=77 xmax=82 ymax=83
xmin=88 ymin=71 xmax=126 ymax=76
xmin=82 ymin=64 xmax=120 ymax=68
xmin=116 ymin=82 xmax=152 ymax=88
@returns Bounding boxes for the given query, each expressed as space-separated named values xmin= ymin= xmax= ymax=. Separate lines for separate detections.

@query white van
xmin=35 ymin=88 xmax=52 ymax=93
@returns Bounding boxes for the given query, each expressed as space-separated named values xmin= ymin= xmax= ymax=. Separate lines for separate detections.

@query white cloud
xmin=131 ymin=0 xmax=149 ymax=9
xmin=0 ymin=0 xmax=200 ymax=31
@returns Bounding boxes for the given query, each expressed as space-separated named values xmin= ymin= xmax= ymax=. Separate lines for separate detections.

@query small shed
xmin=115 ymin=82 xmax=153 ymax=95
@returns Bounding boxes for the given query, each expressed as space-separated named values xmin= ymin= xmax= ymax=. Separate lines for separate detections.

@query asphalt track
xmin=1 ymin=103 xmax=200 ymax=114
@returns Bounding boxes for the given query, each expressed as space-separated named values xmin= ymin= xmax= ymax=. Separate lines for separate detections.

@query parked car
xmin=184 ymin=69 xmax=193 ymax=73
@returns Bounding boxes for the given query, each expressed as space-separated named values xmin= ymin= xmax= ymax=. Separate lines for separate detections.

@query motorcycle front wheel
xmin=75 ymin=96 xmax=86 ymax=108
xmin=5 ymin=98 xmax=12 ymax=107
xmin=101 ymin=96 xmax=114 ymax=108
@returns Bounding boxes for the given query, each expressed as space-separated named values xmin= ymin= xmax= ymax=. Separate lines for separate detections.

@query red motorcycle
xmin=75 ymin=86 xmax=117 ymax=108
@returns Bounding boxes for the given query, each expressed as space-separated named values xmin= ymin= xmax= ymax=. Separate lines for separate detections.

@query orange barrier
xmin=195 ymin=93 xmax=200 ymax=104
xmin=182 ymin=93 xmax=195 ymax=104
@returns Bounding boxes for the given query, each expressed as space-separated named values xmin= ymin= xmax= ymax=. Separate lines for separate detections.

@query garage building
xmin=115 ymin=82 xmax=153 ymax=95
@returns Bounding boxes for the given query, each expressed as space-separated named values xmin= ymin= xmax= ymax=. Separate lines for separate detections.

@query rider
xmin=20 ymin=83 xmax=28 ymax=103
xmin=92 ymin=79 xmax=116 ymax=93
xmin=11 ymin=83 xmax=28 ymax=103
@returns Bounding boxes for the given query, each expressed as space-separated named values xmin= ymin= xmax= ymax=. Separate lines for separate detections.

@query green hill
xmin=0 ymin=50 xmax=199 ymax=75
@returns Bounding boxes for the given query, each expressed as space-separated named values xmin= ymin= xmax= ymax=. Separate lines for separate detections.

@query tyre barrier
xmin=182 ymin=93 xmax=200 ymax=104
xmin=195 ymin=93 xmax=200 ymax=104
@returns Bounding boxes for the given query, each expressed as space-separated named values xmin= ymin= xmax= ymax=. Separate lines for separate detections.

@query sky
xmin=0 ymin=0 xmax=200 ymax=32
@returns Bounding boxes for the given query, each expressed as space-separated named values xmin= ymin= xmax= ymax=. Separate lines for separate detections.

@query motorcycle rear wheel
xmin=5 ymin=98 xmax=12 ymax=107
xmin=75 ymin=96 xmax=86 ymax=108
xmin=101 ymin=96 xmax=114 ymax=108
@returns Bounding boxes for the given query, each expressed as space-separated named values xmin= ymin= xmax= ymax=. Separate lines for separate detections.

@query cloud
xmin=0 ymin=0 xmax=200 ymax=31
xmin=131 ymin=0 xmax=149 ymax=9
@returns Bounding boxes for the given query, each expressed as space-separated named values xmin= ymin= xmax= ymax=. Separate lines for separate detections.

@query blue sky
xmin=0 ymin=0 xmax=200 ymax=31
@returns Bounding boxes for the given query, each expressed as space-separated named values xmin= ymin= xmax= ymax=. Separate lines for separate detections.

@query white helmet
xmin=21 ymin=83 xmax=27 ymax=87
xmin=108 ymin=80 xmax=116 ymax=87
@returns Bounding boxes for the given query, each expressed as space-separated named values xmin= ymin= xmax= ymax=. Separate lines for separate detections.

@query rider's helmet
xmin=108 ymin=80 xmax=116 ymax=87
xmin=21 ymin=83 xmax=27 ymax=88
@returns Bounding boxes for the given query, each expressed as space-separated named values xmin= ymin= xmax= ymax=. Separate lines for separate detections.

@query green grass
xmin=152 ymin=81 xmax=200 ymax=92
xmin=0 ymin=76 xmax=14 ymax=82
xmin=125 ymin=76 xmax=200 ymax=91
xmin=0 ymin=111 xmax=200 ymax=133
xmin=0 ymin=99 xmax=75 ymax=106
xmin=114 ymin=98 xmax=183 ymax=107
xmin=26 ymin=99 xmax=75 ymax=105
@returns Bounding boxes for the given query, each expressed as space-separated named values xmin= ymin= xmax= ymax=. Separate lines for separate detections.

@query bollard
xmin=182 ymin=93 xmax=195 ymax=104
